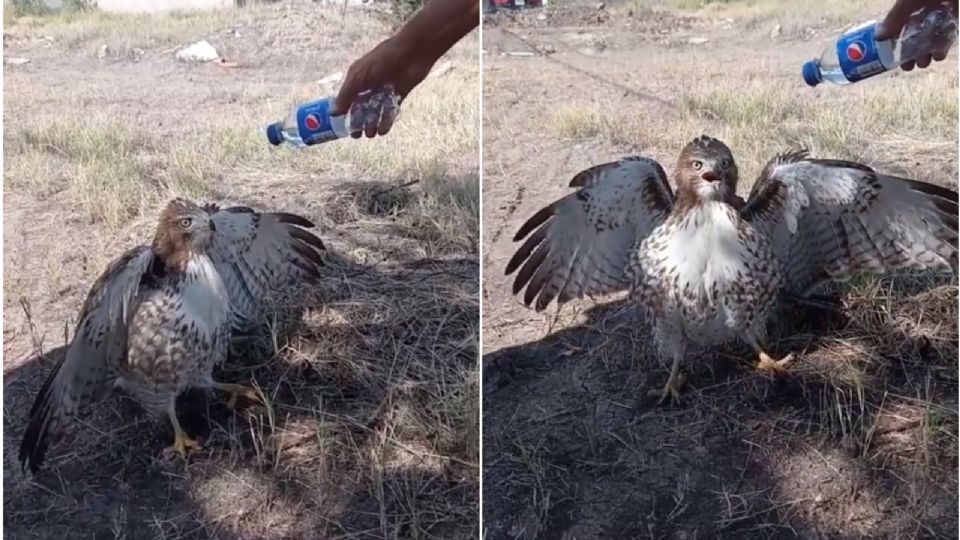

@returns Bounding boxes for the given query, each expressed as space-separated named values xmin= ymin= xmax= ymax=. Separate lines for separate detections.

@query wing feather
xmin=207 ymin=205 xmax=326 ymax=330
xmin=742 ymin=153 xmax=958 ymax=295
xmin=506 ymin=156 xmax=674 ymax=311
xmin=19 ymin=246 xmax=154 ymax=472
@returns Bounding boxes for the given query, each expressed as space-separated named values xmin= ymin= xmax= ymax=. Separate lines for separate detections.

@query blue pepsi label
xmin=296 ymin=98 xmax=338 ymax=145
xmin=836 ymin=23 xmax=892 ymax=82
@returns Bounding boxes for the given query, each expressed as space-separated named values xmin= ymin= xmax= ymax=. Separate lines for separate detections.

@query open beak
xmin=701 ymin=170 xmax=719 ymax=182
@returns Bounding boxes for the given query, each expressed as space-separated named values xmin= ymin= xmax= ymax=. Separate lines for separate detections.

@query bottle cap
xmin=802 ymin=61 xmax=822 ymax=87
xmin=266 ymin=123 xmax=283 ymax=146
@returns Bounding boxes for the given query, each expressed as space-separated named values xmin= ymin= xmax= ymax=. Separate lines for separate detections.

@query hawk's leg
xmin=646 ymin=351 xmax=688 ymax=404
xmin=744 ymin=335 xmax=794 ymax=375
xmin=167 ymin=401 xmax=200 ymax=459
xmin=212 ymin=382 xmax=265 ymax=410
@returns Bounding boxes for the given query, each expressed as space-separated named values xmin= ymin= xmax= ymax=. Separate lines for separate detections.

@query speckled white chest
xmin=120 ymin=253 xmax=232 ymax=415
xmin=635 ymin=201 xmax=781 ymax=347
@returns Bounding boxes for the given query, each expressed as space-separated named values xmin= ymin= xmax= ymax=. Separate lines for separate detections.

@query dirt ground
xmin=481 ymin=1 xmax=958 ymax=539
xmin=3 ymin=2 xmax=478 ymax=539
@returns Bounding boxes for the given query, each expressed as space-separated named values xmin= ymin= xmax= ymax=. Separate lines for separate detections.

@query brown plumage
xmin=20 ymin=198 xmax=326 ymax=472
xmin=506 ymin=136 xmax=958 ymax=402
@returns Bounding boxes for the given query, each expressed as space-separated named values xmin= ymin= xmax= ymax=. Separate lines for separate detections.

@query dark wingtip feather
xmin=292 ymin=242 xmax=325 ymax=268
xmin=505 ymin=225 xmax=548 ymax=276
xmin=907 ymin=178 xmax=960 ymax=207
xmin=291 ymin=257 xmax=323 ymax=280
xmin=289 ymin=226 xmax=326 ymax=251
xmin=19 ymin=356 xmax=67 ymax=473
xmin=513 ymin=203 xmax=556 ymax=242
xmin=275 ymin=213 xmax=316 ymax=228
xmin=514 ymin=242 xmax=550 ymax=297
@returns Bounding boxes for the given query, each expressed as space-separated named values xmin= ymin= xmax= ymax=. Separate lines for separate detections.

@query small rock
xmin=536 ymin=12 xmax=546 ymax=21
xmin=5 ymin=57 xmax=29 ymax=65
xmin=541 ymin=43 xmax=556 ymax=54
xmin=686 ymin=37 xmax=710 ymax=45
xmin=175 ymin=40 xmax=220 ymax=63
xmin=595 ymin=1 xmax=604 ymax=9
xmin=97 ymin=44 xmax=109 ymax=59
xmin=770 ymin=23 xmax=782 ymax=38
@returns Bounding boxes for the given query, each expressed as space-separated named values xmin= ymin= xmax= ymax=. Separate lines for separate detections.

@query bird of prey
xmin=19 ymin=198 xmax=326 ymax=471
xmin=506 ymin=136 xmax=958 ymax=402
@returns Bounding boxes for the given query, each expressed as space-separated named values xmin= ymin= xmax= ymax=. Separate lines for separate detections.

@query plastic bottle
xmin=265 ymin=85 xmax=400 ymax=147
xmin=802 ymin=3 xmax=958 ymax=87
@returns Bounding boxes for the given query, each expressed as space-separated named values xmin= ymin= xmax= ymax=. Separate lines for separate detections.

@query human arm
xmin=331 ymin=0 xmax=479 ymax=137
xmin=875 ymin=0 xmax=958 ymax=70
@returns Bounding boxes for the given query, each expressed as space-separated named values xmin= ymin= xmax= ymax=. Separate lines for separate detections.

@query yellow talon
xmin=167 ymin=402 xmax=200 ymax=460
xmin=170 ymin=430 xmax=201 ymax=459
xmin=647 ymin=371 xmax=688 ymax=404
xmin=213 ymin=382 xmax=265 ymax=410
xmin=755 ymin=351 xmax=795 ymax=376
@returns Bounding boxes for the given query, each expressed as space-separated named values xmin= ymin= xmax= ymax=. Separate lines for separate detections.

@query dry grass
xmin=482 ymin=0 xmax=957 ymax=537
xmin=4 ymin=2 xmax=478 ymax=538
xmin=546 ymin=71 xmax=958 ymax=189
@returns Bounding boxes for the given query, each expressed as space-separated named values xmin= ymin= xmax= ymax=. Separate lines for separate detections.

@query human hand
xmin=875 ymin=0 xmax=958 ymax=70
xmin=331 ymin=34 xmax=436 ymax=138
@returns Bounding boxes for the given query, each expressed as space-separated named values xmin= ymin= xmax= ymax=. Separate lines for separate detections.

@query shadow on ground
xmin=482 ymin=276 xmax=958 ymax=540
xmin=4 ymin=208 xmax=480 ymax=539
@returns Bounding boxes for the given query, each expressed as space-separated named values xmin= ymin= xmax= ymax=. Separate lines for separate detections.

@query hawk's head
xmin=152 ymin=198 xmax=216 ymax=265
xmin=675 ymin=136 xmax=739 ymax=203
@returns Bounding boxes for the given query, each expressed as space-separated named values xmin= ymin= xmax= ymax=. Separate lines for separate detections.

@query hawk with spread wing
xmin=19 ymin=199 xmax=326 ymax=471
xmin=506 ymin=136 xmax=958 ymax=402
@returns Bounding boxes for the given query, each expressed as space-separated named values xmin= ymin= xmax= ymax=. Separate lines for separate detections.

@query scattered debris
xmin=536 ymin=12 xmax=546 ymax=21
xmin=770 ymin=23 xmax=783 ymax=38
xmin=98 ymin=44 xmax=109 ymax=59
xmin=5 ymin=57 xmax=30 ymax=65
xmin=175 ymin=40 xmax=220 ymax=63
xmin=505 ymin=51 xmax=536 ymax=57
xmin=686 ymin=37 xmax=710 ymax=45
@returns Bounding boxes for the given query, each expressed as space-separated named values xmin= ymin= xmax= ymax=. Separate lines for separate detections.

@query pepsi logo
xmin=304 ymin=114 xmax=321 ymax=131
xmin=846 ymin=41 xmax=866 ymax=62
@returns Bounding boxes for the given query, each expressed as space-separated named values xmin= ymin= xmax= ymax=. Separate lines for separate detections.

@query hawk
xmin=19 ymin=198 xmax=326 ymax=471
xmin=506 ymin=136 xmax=958 ymax=402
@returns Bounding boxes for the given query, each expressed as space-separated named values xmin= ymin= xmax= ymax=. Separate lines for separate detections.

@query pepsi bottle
xmin=802 ymin=2 xmax=958 ymax=87
xmin=265 ymin=85 xmax=400 ymax=147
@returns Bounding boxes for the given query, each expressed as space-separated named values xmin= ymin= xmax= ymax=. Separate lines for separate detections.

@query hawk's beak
xmin=701 ymin=170 xmax=719 ymax=182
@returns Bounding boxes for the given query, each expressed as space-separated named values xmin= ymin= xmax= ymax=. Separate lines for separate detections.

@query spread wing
xmin=741 ymin=151 xmax=958 ymax=295
xmin=205 ymin=204 xmax=326 ymax=330
xmin=505 ymin=156 xmax=675 ymax=311
xmin=20 ymin=246 xmax=154 ymax=472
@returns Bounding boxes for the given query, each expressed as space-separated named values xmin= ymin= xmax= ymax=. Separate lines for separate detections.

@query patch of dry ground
xmin=3 ymin=2 xmax=479 ymax=538
xmin=482 ymin=0 xmax=958 ymax=538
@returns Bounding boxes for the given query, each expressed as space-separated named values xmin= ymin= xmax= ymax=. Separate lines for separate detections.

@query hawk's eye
xmin=179 ymin=218 xmax=193 ymax=229
xmin=721 ymin=158 xmax=731 ymax=168
xmin=692 ymin=160 xmax=703 ymax=171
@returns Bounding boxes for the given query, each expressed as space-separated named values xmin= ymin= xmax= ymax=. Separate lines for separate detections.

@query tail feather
xmin=19 ymin=355 xmax=70 ymax=472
